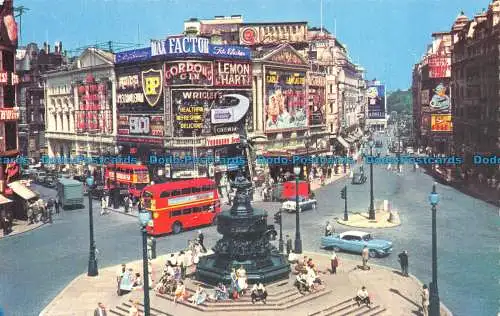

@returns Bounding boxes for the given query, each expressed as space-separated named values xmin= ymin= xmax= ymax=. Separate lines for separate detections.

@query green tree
xmin=386 ymin=89 xmax=412 ymax=114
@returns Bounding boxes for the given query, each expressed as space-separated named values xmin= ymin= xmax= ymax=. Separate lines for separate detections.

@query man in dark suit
xmin=398 ymin=250 xmax=409 ymax=276
xmin=94 ymin=302 xmax=107 ymax=316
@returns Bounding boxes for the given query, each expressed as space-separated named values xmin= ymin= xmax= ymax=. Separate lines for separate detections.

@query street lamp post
xmin=428 ymin=183 xmax=440 ymax=316
xmin=293 ymin=165 xmax=302 ymax=254
xmin=86 ymin=176 xmax=98 ymax=276
xmin=368 ymin=137 xmax=375 ymax=220
xmin=138 ymin=210 xmax=152 ymax=316
xmin=305 ymin=131 xmax=311 ymax=194
xmin=112 ymin=146 xmax=120 ymax=209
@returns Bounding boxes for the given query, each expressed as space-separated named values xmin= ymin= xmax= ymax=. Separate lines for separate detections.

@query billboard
xmin=164 ymin=61 xmax=213 ymax=87
xmin=151 ymin=36 xmax=250 ymax=59
xmin=428 ymin=55 xmax=451 ymax=78
xmin=76 ymin=79 xmax=112 ymax=134
xmin=171 ymin=89 xmax=252 ymax=137
xmin=118 ymin=114 xmax=164 ymax=137
xmin=429 ymin=82 xmax=450 ymax=113
xmin=116 ymin=65 xmax=164 ymax=113
xmin=239 ymin=23 xmax=307 ymax=45
xmin=367 ymin=84 xmax=385 ymax=119
xmin=0 ymin=1 xmax=17 ymax=47
xmin=431 ymin=114 xmax=452 ymax=132
xmin=214 ymin=60 xmax=251 ymax=87
xmin=307 ymin=73 xmax=326 ymax=126
xmin=264 ymin=69 xmax=307 ymax=132
xmin=115 ymin=48 xmax=151 ymax=64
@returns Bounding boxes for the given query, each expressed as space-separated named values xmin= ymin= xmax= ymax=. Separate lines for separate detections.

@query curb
xmin=0 ymin=221 xmax=46 ymax=240
xmin=303 ymin=251 xmax=453 ymax=316
xmin=39 ymin=273 xmax=86 ymax=316
xmin=107 ymin=208 xmax=138 ymax=218
xmin=336 ymin=212 xmax=401 ymax=229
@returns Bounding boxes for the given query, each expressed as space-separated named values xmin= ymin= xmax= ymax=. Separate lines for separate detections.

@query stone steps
xmin=307 ymin=297 xmax=387 ymax=316
xmin=110 ymin=300 xmax=174 ymax=316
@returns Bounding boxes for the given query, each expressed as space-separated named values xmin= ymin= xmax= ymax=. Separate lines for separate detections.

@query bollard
xmin=383 ymin=200 xmax=390 ymax=212
xmin=388 ymin=211 xmax=400 ymax=223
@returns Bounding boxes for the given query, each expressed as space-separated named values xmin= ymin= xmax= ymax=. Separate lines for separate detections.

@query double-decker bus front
xmin=105 ymin=164 xmax=150 ymax=198
xmin=141 ymin=179 xmax=220 ymax=236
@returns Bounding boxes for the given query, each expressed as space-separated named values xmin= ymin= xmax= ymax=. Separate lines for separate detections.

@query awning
xmin=0 ymin=194 xmax=13 ymax=205
xmin=336 ymin=136 xmax=350 ymax=149
xmin=8 ymin=181 xmax=38 ymax=200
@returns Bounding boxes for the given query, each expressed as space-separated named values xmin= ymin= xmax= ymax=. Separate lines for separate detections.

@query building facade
xmin=44 ymin=48 xmax=116 ymax=175
xmin=16 ymin=42 xmax=64 ymax=159
xmin=451 ymin=4 xmax=500 ymax=177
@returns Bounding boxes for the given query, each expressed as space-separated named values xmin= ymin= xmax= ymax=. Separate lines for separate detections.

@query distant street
xmin=0 ymin=155 xmax=498 ymax=315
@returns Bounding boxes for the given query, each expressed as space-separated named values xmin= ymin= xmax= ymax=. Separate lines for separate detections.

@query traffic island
xmin=336 ymin=210 xmax=401 ymax=228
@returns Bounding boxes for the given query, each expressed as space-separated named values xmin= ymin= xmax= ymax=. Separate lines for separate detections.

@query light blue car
xmin=320 ymin=230 xmax=393 ymax=258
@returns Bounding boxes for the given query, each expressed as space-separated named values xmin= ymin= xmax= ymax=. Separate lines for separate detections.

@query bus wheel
xmin=172 ymin=222 xmax=182 ymax=234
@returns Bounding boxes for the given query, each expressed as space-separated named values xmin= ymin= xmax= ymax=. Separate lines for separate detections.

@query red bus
xmin=141 ymin=178 xmax=221 ymax=235
xmin=104 ymin=164 xmax=150 ymax=198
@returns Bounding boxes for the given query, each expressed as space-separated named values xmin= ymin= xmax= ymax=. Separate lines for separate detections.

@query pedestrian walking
xmin=325 ymin=221 xmax=333 ymax=236
xmin=2 ymin=216 xmax=8 ymax=236
xmin=178 ymin=251 xmax=186 ymax=279
xmin=361 ymin=246 xmax=369 ymax=269
xmin=93 ymin=302 xmax=107 ymax=316
xmin=197 ymin=230 xmax=207 ymax=252
xmin=286 ymin=235 xmax=292 ymax=255
xmin=55 ymin=199 xmax=60 ymax=215
xmin=330 ymin=252 xmax=339 ymax=274
xmin=421 ymin=284 xmax=430 ymax=316
xmin=100 ymin=197 xmax=107 ymax=216
xmin=124 ymin=196 xmax=129 ymax=213
xmin=398 ymin=250 xmax=409 ymax=276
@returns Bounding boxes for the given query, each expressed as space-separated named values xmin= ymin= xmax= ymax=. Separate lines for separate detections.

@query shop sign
xmin=239 ymin=23 xmax=307 ymax=45
xmin=118 ymin=115 xmax=164 ymax=137
xmin=214 ymin=61 xmax=251 ymax=87
xmin=164 ymin=61 xmax=213 ymax=86
xmin=206 ymin=134 xmax=241 ymax=147
xmin=264 ymin=69 xmax=307 ymax=132
xmin=115 ymin=47 xmax=151 ymax=64
xmin=151 ymin=37 xmax=210 ymax=57
xmin=0 ymin=107 xmax=19 ymax=120
xmin=142 ymin=68 xmax=163 ymax=106
xmin=117 ymin=135 xmax=163 ymax=145
xmin=431 ymin=114 xmax=452 ymax=132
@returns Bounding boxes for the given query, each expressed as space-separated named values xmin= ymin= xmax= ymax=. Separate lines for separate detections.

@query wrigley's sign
xmin=150 ymin=36 xmax=250 ymax=59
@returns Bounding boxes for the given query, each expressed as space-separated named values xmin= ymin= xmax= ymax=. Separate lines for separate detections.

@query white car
xmin=406 ymin=147 xmax=414 ymax=154
xmin=281 ymin=197 xmax=317 ymax=212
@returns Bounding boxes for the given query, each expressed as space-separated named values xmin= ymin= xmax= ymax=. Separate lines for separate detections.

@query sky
xmin=17 ymin=0 xmax=492 ymax=90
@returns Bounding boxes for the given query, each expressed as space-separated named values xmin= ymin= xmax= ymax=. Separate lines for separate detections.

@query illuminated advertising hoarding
xmin=264 ymin=69 xmax=307 ymax=132
xmin=239 ymin=23 xmax=307 ymax=45
xmin=164 ymin=61 xmax=213 ymax=87
xmin=118 ymin=114 xmax=164 ymax=137
xmin=431 ymin=114 xmax=452 ymax=132
xmin=151 ymin=36 xmax=250 ymax=59
xmin=428 ymin=55 xmax=451 ymax=78
xmin=172 ymin=89 xmax=252 ymax=137
xmin=115 ymin=48 xmax=151 ymax=64
xmin=75 ymin=78 xmax=112 ymax=134
xmin=366 ymin=84 xmax=385 ymax=119
xmin=116 ymin=65 xmax=164 ymax=113
xmin=307 ymin=73 xmax=326 ymax=126
xmin=213 ymin=60 xmax=251 ymax=87
xmin=0 ymin=1 xmax=17 ymax=47
xmin=429 ymin=81 xmax=450 ymax=113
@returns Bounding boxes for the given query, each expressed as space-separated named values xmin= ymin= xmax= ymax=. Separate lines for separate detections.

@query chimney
xmin=47 ymin=44 xmax=50 ymax=53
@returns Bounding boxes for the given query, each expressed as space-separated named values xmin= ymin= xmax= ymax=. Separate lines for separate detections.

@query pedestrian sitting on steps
xmin=251 ymin=283 xmax=268 ymax=304
xmin=354 ymin=286 xmax=371 ymax=307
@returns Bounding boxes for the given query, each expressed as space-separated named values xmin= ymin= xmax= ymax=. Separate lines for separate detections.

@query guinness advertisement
xmin=116 ymin=64 xmax=164 ymax=113
xmin=172 ymin=89 xmax=252 ymax=137
xmin=164 ymin=61 xmax=213 ymax=87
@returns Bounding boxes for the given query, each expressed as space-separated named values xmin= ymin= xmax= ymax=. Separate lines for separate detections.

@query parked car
xmin=320 ymin=230 xmax=393 ymax=258
xmin=281 ymin=196 xmax=317 ymax=212
xmin=35 ymin=171 xmax=47 ymax=184
xmin=352 ymin=172 xmax=367 ymax=185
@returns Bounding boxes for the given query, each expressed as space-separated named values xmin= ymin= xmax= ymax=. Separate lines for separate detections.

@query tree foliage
xmin=387 ymin=89 xmax=412 ymax=114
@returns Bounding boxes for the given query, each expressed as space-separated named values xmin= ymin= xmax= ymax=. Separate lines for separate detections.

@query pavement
xmin=0 ymin=219 xmax=45 ymax=239
xmin=40 ymin=250 xmax=452 ymax=316
xmin=336 ymin=210 xmax=401 ymax=228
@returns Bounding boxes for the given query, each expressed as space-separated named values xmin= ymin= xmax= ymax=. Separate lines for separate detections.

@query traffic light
xmin=274 ymin=211 xmax=282 ymax=225
xmin=341 ymin=187 xmax=346 ymax=200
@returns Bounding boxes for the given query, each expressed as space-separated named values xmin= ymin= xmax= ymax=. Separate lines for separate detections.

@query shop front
xmin=7 ymin=180 xmax=38 ymax=220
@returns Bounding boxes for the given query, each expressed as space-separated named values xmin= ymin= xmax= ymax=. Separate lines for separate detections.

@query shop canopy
xmin=8 ymin=181 xmax=38 ymax=200
xmin=336 ymin=136 xmax=350 ymax=149
xmin=0 ymin=194 xmax=12 ymax=205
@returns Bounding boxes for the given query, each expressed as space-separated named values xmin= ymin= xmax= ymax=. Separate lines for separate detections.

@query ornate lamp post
xmin=86 ymin=175 xmax=98 ymax=276
xmin=138 ymin=210 xmax=152 ymax=316
xmin=428 ymin=182 xmax=440 ymax=316
xmin=293 ymin=165 xmax=302 ymax=254
xmin=112 ymin=146 xmax=121 ymax=209
xmin=368 ymin=136 xmax=375 ymax=220
xmin=304 ymin=131 xmax=311 ymax=193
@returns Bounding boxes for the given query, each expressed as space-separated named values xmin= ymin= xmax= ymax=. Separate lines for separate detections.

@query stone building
xmin=44 ymin=48 xmax=116 ymax=175
xmin=16 ymin=42 xmax=65 ymax=159
xmin=450 ymin=3 xmax=500 ymax=177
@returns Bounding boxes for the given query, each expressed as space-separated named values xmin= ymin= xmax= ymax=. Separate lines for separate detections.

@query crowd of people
xmin=293 ymin=255 xmax=324 ymax=293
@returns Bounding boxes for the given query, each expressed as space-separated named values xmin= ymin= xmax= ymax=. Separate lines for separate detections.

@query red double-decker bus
xmin=141 ymin=178 xmax=221 ymax=235
xmin=104 ymin=164 xmax=150 ymax=198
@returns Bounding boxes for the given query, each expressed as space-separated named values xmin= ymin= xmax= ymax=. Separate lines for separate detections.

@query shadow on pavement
xmin=389 ymin=288 xmax=420 ymax=309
